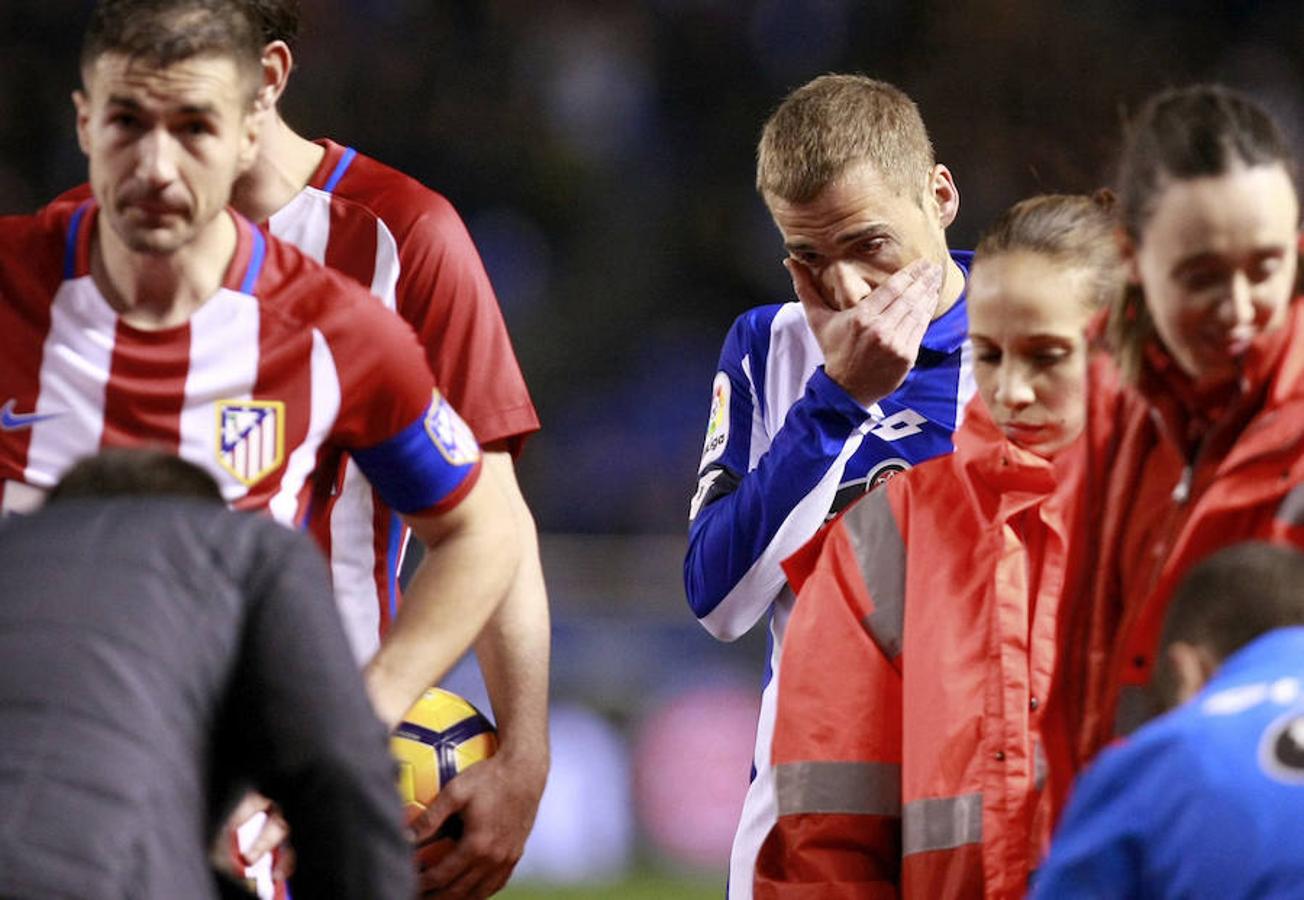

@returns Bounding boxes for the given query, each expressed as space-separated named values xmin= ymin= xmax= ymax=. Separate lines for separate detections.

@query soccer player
xmin=682 ymin=74 xmax=974 ymax=897
xmin=0 ymin=449 xmax=415 ymax=899
xmin=1035 ymin=542 xmax=1304 ymax=897
xmin=0 ymin=0 xmax=518 ymax=874
xmin=226 ymin=6 xmax=548 ymax=894
xmin=756 ymin=194 xmax=1122 ymax=897
xmin=1056 ymin=84 xmax=1304 ymax=773
xmin=42 ymin=1 xmax=547 ymax=893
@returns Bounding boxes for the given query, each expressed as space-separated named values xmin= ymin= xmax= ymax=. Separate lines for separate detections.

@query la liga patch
xmin=700 ymin=371 xmax=730 ymax=469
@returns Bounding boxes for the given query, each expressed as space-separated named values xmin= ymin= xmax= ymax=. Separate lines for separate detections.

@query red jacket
xmin=755 ymin=369 xmax=1117 ymax=899
xmin=1059 ymin=297 xmax=1304 ymax=767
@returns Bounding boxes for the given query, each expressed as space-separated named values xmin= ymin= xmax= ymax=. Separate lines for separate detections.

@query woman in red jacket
xmin=755 ymin=193 xmax=1122 ymax=899
xmin=1060 ymin=84 xmax=1304 ymax=770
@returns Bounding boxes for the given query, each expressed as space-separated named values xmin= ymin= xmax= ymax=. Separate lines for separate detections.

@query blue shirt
xmin=1035 ymin=627 xmax=1304 ymax=899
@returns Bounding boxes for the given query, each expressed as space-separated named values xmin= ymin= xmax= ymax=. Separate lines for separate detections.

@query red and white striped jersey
xmin=262 ymin=140 xmax=539 ymax=662
xmin=0 ymin=201 xmax=482 ymax=579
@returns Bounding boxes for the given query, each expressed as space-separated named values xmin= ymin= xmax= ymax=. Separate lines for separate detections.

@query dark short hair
xmin=1154 ymin=542 xmax=1304 ymax=707
xmin=81 ymin=0 xmax=264 ymax=93
xmin=48 ymin=448 xmax=225 ymax=505
xmin=242 ymin=0 xmax=300 ymax=48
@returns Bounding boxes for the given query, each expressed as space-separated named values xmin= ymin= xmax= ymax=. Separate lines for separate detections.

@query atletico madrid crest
xmin=216 ymin=400 xmax=285 ymax=485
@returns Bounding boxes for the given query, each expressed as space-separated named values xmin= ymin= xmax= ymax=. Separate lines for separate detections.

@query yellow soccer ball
xmin=391 ymin=687 xmax=498 ymax=830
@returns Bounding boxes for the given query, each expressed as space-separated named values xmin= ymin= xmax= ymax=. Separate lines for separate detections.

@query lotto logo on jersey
xmin=216 ymin=400 xmax=285 ymax=485
xmin=867 ymin=408 xmax=926 ymax=442
xmin=425 ymin=391 xmax=480 ymax=467
xmin=700 ymin=372 xmax=731 ymax=468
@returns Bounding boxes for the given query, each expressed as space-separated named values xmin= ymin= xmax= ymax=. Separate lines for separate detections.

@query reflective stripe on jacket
xmin=756 ymin=381 xmax=1107 ymax=900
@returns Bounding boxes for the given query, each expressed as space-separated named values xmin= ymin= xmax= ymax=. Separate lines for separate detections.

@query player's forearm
xmin=684 ymin=371 xmax=869 ymax=639
xmin=475 ymin=454 xmax=551 ymax=777
xmin=366 ymin=483 xmax=520 ymax=729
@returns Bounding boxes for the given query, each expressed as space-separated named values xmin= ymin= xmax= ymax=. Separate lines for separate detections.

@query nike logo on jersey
xmin=0 ymin=399 xmax=61 ymax=431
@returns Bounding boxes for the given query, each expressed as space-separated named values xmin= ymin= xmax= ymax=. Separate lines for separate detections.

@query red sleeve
xmin=757 ymin=520 xmax=903 ymax=899
xmin=392 ymin=194 xmax=539 ymax=455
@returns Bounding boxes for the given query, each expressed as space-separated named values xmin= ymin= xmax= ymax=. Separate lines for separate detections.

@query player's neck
xmin=933 ymin=253 xmax=967 ymax=321
xmin=91 ymin=211 xmax=238 ymax=331
xmin=231 ymin=113 xmax=325 ymax=223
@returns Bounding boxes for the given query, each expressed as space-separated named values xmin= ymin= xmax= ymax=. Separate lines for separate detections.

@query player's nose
xmin=135 ymin=128 xmax=180 ymax=186
xmin=822 ymin=261 xmax=871 ymax=311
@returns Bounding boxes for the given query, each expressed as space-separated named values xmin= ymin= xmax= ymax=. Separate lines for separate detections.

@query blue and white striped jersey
xmin=685 ymin=251 xmax=974 ymax=642
xmin=684 ymin=251 xmax=975 ymax=900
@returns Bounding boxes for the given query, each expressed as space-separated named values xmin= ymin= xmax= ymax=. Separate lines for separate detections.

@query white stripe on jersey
xmin=267 ymin=186 xmax=331 ymax=263
xmin=182 ymin=287 xmax=260 ymax=504
xmin=23 ymin=278 xmax=116 ymax=491
xmin=268 ymin=328 xmax=340 ymax=525
xmin=955 ymin=338 xmax=977 ymax=429
xmin=728 ymin=592 xmax=791 ymax=900
xmin=760 ymin=304 xmax=828 ymax=440
xmin=331 ymin=458 xmax=383 ymax=664
xmin=371 ymin=218 xmax=400 ymax=311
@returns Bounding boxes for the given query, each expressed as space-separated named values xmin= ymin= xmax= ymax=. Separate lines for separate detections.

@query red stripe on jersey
xmin=304 ymin=446 xmax=348 ymax=555
xmin=325 ymin=193 xmax=378 ymax=289
xmin=0 ymin=207 xmax=64 ymax=486
xmin=100 ymin=322 xmax=189 ymax=451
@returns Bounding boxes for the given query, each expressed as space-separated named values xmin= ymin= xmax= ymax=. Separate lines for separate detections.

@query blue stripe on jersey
xmin=386 ymin=510 xmax=403 ymax=622
xmin=323 ymin=147 xmax=358 ymax=193
xmin=239 ymin=225 xmax=267 ymax=295
xmin=62 ymin=201 xmax=91 ymax=279
xmin=350 ymin=401 xmax=479 ymax=515
xmin=919 ymin=250 xmax=972 ymax=355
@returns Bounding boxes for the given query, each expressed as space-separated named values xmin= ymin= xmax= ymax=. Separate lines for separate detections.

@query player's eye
xmin=1249 ymin=254 xmax=1283 ymax=283
xmin=856 ymin=238 xmax=887 ymax=256
xmin=1032 ymin=349 xmax=1069 ymax=367
xmin=180 ymin=120 xmax=215 ymax=137
xmin=790 ymin=250 xmax=821 ymax=266
xmin=974 ymin=350 xmax=1001 ymax=365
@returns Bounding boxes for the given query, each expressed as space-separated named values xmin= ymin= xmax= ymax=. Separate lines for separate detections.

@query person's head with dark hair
xmin=48 ymin=448 xmax=224 ymax=505
xmin=1107 ymin=84 xmax=1301 ymax=385
xmin=81 ymin=0 xmax=265 ymax=95
xmin=241 ymin=0 xmax=300 ymax=49
xmin=74 ymin=0 xmax=268 ymax=259
xmin=1155 ymin=542 xmax=1304 ymax=711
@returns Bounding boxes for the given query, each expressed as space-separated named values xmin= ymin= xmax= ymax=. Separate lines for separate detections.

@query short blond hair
xmin=756 ymin=74 xmax=935 ymax=204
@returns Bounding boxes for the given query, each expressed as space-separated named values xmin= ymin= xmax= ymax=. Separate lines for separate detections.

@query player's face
xmin=75 ymin=52 xmax=260 ymax=256
xmin=967 ymin=251 xmax=1095 ymax=459
xmin=767 ymin=161 xmax=956 ymax=311
xmin=1126 ymin=163 xmax=1299 ymax=387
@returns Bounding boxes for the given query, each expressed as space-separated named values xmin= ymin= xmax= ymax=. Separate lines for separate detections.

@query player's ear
xmin=72 ymin=88 xmax=92 ymax=155
xmin=927 ymin=164 xmax=960 ymax=230
xmin=257 ymin=40 xmax=293 ymax=111
xmin=1166 ymin=640 xmax=1217 ymax=707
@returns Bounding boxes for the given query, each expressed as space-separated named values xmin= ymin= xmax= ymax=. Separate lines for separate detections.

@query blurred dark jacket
xmin=0 ymin=498 xmax=414 ymax=899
